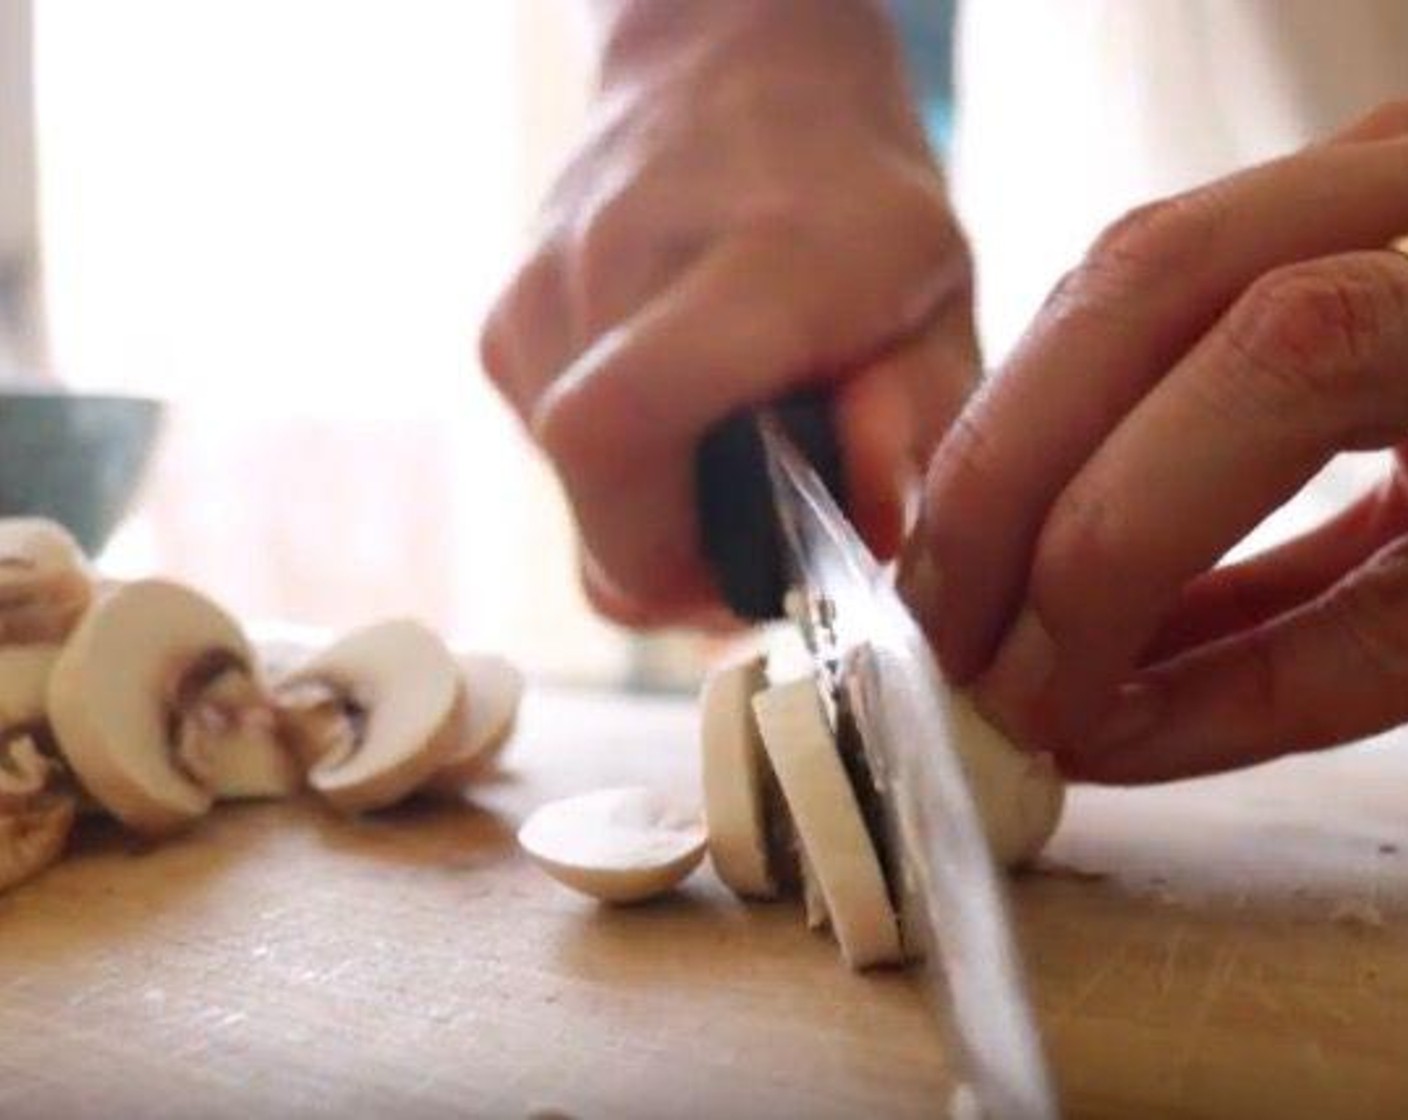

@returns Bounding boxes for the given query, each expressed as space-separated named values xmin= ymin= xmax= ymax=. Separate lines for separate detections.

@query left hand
xmin=899 ymin=99 xmax=1408 ymax=783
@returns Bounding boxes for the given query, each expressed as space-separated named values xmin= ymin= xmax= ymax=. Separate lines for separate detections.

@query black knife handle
xmin=695 ymin=390 xmax=846 ymax=621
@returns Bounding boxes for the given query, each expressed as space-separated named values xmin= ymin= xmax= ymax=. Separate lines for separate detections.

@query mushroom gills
xmin=174 ymin=659 xmax=300 ymax=801
xmin=518 ymin=785 xmax=706 ymax=904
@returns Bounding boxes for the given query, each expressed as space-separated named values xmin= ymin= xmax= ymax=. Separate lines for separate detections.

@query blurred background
xmin=1 ymin=0 xmax=1388 ymax=693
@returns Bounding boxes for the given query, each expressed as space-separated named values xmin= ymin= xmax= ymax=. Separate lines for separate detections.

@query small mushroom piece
xmin=948 ymin=694 xmax=1065 ymax=869
xmin=0 ymin=732 xmax=75 ymax=893
xmin=46 ymin=579 xmax=288 ymax=835
xmin=0 ymin=518 xmax=92 ymax=645
xmin=700 ymin=654 xmax=778 ymax=899
xmin=275 ymin=619 xmax=464 ymax=813
xmin=752 ymin=679 xmax=903 ymax=970
xmin=420 ymin=653 xmax=525 ymax=795
xmin=518 ymin=786 xmax=706 ymax=904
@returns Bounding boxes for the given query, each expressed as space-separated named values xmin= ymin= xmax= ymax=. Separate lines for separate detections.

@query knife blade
xmin=700 ymin=405 xmax=1056 ymax=1119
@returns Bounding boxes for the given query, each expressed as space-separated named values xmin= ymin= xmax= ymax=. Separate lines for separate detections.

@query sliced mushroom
xmin=752 ymin=679 xmax=903 ymax=970
xmin=700 ymin=654 xmax=778 ymax=899
xmin=274 ymin=619 xmax=464 ymax=813
xmin=420 ymin=653 xmax=525 ymax=795
xmin=0 ymin=518 xmax=92 ymax=645
xmin=47 ymin=579 xmax=292 ymax=835
xmin=518 ymin=786 xmax=706 ymax=904
xmin=0 ymin=731 xmax=75 ymax=893
xmin=797 ymin=843 xmax=830 ymax=932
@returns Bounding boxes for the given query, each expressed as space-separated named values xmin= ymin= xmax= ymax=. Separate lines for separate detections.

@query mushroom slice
xmin=948 ymin=694 xmax=1065 ymax=869
xmin=752 ymin=679 xmax=902 ymax=970
xmin=47 ymin=579 xmax=279 ymax=835
xmin=0 ymin=518 xmax=92 ymax=645
xmin=420 ymin=653 xmax=525 ymax=795
xmin=797 ymin=845 xmax=830 ymax=933
xmin=276 ymin=619 xmax=464 ymax=813
xmin=518 ymin=786 xmax=706 ymax=904
xmin=700 ymin=654 xmax=778 ymax=899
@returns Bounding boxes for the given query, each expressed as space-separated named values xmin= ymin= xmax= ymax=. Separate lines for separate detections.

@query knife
xmin=697 ymin=403 xmax=1057 ymax=1120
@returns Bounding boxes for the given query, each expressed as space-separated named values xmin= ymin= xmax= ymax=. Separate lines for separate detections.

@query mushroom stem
xmin=273 ymin=679 xmax=364 ymax=771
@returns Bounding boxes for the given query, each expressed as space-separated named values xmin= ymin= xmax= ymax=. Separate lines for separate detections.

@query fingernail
xmin=982 ymin=608 xmax=1057 ymax=720
xmin=1090 ymin=681 xmax=1163 ymax=748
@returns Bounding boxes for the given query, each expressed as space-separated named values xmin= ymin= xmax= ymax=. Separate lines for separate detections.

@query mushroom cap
xmin=46 ymin=579 xmax=250 ymax=835
xmin=0 ymin=645 xmax=60 ymax=725
xmin=287 ymin=619 xmax=463 ymax=813
xmin=421 ymin=653 xmax=525 ymax=795
xmin=700 ymin=654 xmax=777 ymax=899
xmin=0 ymin=518 xmax=88 ymax=575
xmin=0 ymin=795 xmax=75 ymax=894
xmin=518 ymin=785 xmax=706 ymax=904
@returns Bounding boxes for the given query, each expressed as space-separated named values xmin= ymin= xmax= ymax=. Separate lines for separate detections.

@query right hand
xmin=480 ymin=0 xmax=979 ymax=627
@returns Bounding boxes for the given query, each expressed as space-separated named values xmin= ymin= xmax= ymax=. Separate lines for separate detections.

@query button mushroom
xmin=46 ymin=579 xmax=297 ymax=836
xmin=273 ymin=619 xmax=465 ymax=813
xmin=518 ymin=785 xmax=706 ymax=904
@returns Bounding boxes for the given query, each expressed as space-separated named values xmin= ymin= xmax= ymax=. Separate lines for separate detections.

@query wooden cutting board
xmin=2 ymin=685 xmax=1406 ymax=1119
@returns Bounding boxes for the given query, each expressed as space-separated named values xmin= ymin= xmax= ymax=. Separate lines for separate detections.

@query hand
xmin=480 ymin=0 xmax=978 ymax=627
xmin=899 ymin=100 xmax=1408 ymax=782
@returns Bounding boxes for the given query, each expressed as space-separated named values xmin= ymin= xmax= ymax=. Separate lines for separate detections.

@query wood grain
xmin=2 ymin=686 xmax=1407 ymax=1119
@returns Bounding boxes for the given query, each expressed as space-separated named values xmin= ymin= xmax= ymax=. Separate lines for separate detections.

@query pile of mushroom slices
xmin=0 ymin=517 xmax=524 ymax=897
xmin=520 ymin=631 xmax=1065 ymax=975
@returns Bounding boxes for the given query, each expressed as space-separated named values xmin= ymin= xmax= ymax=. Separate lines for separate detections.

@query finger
xmin=840 ymin=299 xmax=982 ymax=559
xmin=1326 ymin=97 xmax=1408 ymax=144
xmin=978 ymin=249 xmax=1408 ymax=751
xmin=533 ymin=221 xmax=970 ymax=616
xmin=909 ymin=135 xmax=1408 ymax=682
xmin=1143 ymin=468 xmax=1408 ymax=662
xmin=1075 ymin=532 xmax=1408 ymax=784
xmin=479 ymin=245 xmax=575 ymax=420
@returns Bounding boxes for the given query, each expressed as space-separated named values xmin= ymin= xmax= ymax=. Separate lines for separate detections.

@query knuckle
xmin=1027 ymin=479 xmax=1124 ymax=633
xmin=924 ymin=397 xmax=1006 ymax=548
xmin=1219 ymin=258 xmax=1402 ymax=422
xmin=1061 ymin=190 xmax=1221 ymax=307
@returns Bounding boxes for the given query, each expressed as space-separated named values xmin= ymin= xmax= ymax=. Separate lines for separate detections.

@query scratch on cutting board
xmin=1172 ymin=943 xmax=1240 ymax=1082
xmin=1058 ymin=938 xmax=1133 ymax=1019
